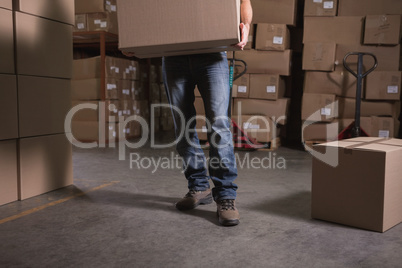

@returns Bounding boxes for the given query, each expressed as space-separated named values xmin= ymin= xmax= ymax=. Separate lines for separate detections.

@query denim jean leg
xmin=195 ymin=52 xmax=238 ymax=201
xmin=162 ymin=56 xmax=210 ymax=191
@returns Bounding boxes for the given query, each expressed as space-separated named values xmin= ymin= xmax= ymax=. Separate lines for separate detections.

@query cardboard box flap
xmin=379 ymin=139 xmax=402 ymax=147
xmin=356 ymin=143 xmax=402 ymax=153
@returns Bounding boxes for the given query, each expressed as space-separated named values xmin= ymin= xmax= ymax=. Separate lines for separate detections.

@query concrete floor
xmin=1 ymin=135 xmax=402 ymax=267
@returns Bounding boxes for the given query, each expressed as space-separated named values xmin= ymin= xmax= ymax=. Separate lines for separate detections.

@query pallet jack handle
xmin=343 ymin=52 xmax=378 ymax=137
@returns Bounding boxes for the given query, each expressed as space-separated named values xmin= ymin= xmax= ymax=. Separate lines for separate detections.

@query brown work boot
xmin=216 ymin=199 xmax=240 ymax=226
xmin=175 ymin=189 xmax=213 ymax=211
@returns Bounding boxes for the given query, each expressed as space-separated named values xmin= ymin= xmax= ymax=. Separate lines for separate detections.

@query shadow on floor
xmin=249 ymin=191 xmax=312 ymax=221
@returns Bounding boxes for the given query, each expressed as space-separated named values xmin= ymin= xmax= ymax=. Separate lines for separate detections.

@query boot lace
xmin=220 ymin=199 xmax=235 ymax=210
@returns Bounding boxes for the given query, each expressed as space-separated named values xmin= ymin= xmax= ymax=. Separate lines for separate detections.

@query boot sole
xmin=217 ymin=211 xmax=240 ymax=226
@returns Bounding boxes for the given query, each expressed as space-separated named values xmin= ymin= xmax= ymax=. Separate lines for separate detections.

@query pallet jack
xmin=228 ymin=52 xmax=268 ymax=150
xmin=337 ymin=52 xmax=378 ymax=139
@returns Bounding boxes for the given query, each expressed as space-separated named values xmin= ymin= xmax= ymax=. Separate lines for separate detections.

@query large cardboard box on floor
xmin=251 ymin=0 xmax=297 ymax=26
xmin=18 ymin=76 xmax=72 ymax=138
xmin=13 ymin=0 xmax=75 ymax=25
xmin=0 ymin=75 xmax=18 ymax=140
xmin=15 ymin=12 xmax=73 ymax=79
xmin=233 ymin=98 xmax=290 ymax=125
xmin=255 ymin=24 xmax=290 ymax=51
xmin=304 ymin=0 xmax=338 ymax=17
xmin=365 ymin=71 xmax=401 ymax=101
xmin=0 ymin=8 xmax=14 ymax=74
xmin=232 ymin=115 xmax=276 ymax=142
xmin=302 ymin=42 xmax=336 ymax=71
xmin=117 ymin=0 xmax=241 ymax=58
xmin=303 ymin=16 xmax=364 ymax=45
xmin=364 ymin=15 xmax=402 ymax=46
xmin=0 ymin=140 xmax=18 ymax=206
xmin=312 ymin=137 xmax=402 ymax=232
xmin=19 ymin=134 xmax=73 ymax=200
xmin=249 ymin=74 xmax=286 ymax=100
xmin=75 ymin=0 xmax=116 ymax=14
xmin=360 ymin=116 xmax=394 ymax=138
xmin=0 ymin=0 xmax=12 ymax=9
xmin=233 ymin=50 xmax=292 ymax=76
xmin=338 ymin=0 xmax=402 ymax=16
xmin=304 ymin=71 xmax=359 ymax=98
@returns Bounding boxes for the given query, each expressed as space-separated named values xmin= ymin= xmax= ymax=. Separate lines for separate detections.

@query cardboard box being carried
xmin=0 ymin=140 xmax=18 ymax=206
xmin=117 ymin=0 xmax=240 ymax=58
xmin=255 ymin=23 xmax=290 ymax=51
xmin=312 ymin=137 xmax=402 ymax=232
xmin=365 ymin=71 xmax=401 ymax=101
xmin=364 ymin=15 xmax=402 ymax=46
xmin=302 ymin=42 xmax=336 ymax=71
xmin=304 ymin=0 xmax=338 ymax=17
xmin=0 ymin=8 xmax=14 ymax=74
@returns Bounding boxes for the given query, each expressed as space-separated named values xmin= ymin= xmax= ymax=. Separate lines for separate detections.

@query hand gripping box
xmin=117 ymin=0 xmax=240 ymax=58
xmin=311 ymin=137 xmax=402 ymax=232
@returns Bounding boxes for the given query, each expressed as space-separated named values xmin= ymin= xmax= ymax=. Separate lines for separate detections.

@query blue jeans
xmin=162 ymin=52 xmax=238 ymax=201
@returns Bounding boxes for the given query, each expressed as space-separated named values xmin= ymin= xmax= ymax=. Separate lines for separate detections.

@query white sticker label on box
xmin=77 ymin=23 xmax=85 ymax=29
xmin=106 ymin=1 xmax=111 ymax=5
xmin=111 ymin=5 xmax=117 ymax=12
xmin=248 ymin=35 xmax=253 ymax=42
xmin=273 ymin=36 xmax=283 ymax=45
xmin=243 ymin=123 xmax=260 ymax=129
xmin=321 ymin=108 xmax=331 ymax=116
xmin=238 ymin=86 xmax=247 ymax=93
xmin=313 ymin=0 xmax=323 ymax=3
xmin=266 ymin=86 xmax=276 ymax=93
xmin=107 ymin=83 xmax=116 ymax=90
xmin=387 ymin=85 xmax=399 ymax=94
xmin=379 ymin=130 xmax=390 ymax=138
xmin=202 ymin=126 xmax=208 ymax=133
xmin=94 ymin=19 xmax=101 ymax=24
xmin=100 ymin=21 xmax=107 ymax=28
xmin=323 ymin=1 xmax=334 ymax=9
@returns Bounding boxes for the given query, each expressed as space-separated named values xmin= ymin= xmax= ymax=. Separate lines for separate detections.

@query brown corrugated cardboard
xmin=0 ymin=8 xmax=14 ymax=74
xmin=302 ymin=121 xmax=341 ymax=142
xmin=72 ymin=56 xmax=125 ymax=80
xmin=364 ymin=15 xmax=402 ymax=45
xmin=71 ymin=100 xmax=120 ymax=123
xmin=338 ymin=97 xmax=397 ymax=118
xmin=302 ymin=42 xmax=336 ymax=71
xmin=117 ymin=0 xmax=241 ymax=58
xmin=304 ymin=71 xmax=359 ymax=98
xmin=74 ymin=14 xmax=87 ymax=32
xmin=251 ymin=0 xmax=297 ymax=26
xmin=312 ymin=137 xmax=402 ymax=232
xmin=304 ymin=0 xmax=338 ymax=16
xmin=233 ymin=98 xmax=290 ymax=125
xmin=234 ymin=50 xmax=292 ymax=76
xmin=232 ymin=115 xmax=276 ymax=142
xmin=249 ymin=74 xmax=286 ymax=100
xmin=71 ymin=120 xmax=118 ymax=143
xmin=0 ymin=140 xmax=18 ymax=206
xmin=75 ymin=0 xmax=116 ymax=14
xmin=13 ymin=0 xmax=75 ymax=25
xmin=301 ymin=93 xmax=337 ymax=122
xmin=0 ymin=75 xmax=18 ymax=140
xmin=336 ymin=44 xmax=400 ymax=72
xmin=360 ymin=116 xmax=394 ymax=138
xmin=87 ymin=12 xmax=118 ymax=35
xmin=244 ymin=24 xmax=256 ymax=50
xmin=0 ymin=0 xmax=12 ymax=9
xmin=71 ymin=78 xmax=119 ymax=100
xmin=15 ymin=12 xmax=73 ymax=79
xmin=232 ymin=74 xmax=250 ymax=98
xmin=255 ymin=24 xmax=290 ymax=51
xmin=18 ymin=76 xmax=72 ymax=138
xmin=365 ymin=71 xmax=401 ymax=101
xmin=303 ymin=16 xmax=364 ymax=44
xmin=19 ymin=134 xmax=73 ymax=200
xmin=338 ymin=0 xmax=402 ymax=16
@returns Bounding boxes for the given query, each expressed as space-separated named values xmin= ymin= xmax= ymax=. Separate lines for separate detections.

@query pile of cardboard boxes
xmin=0 ymin=0 xmax=74 ymax=205
xmin=302 ymin=0 xmax=402 ymax=143
xmin=74 ymin=0 xmax=118 ymax=34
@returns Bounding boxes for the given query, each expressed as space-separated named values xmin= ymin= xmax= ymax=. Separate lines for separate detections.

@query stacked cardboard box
xmin=71 ymin=56 xmax=147 ymax=143
xmin=74 ymin=0 xmax=118 ymax=34
xmin=0 ymin=0 xmax=74 ymax=205
xmin=302 ymin=0 xmax=402 ymax=143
